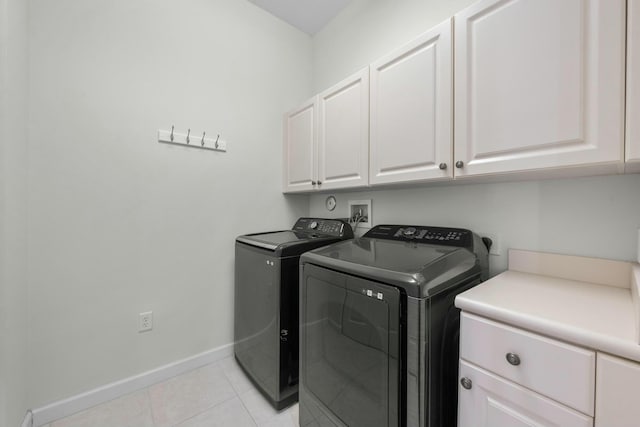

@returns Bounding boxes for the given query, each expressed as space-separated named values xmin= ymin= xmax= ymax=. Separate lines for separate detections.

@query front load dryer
xmin=299 ymin=224 xmax=490 ymax=427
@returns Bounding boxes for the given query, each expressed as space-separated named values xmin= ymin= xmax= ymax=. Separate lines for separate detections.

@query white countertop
xmin=455 ymin=250 xmax=640 ymax=363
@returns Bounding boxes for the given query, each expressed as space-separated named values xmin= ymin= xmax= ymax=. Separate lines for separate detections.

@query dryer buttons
xmin=362 ymin=289 xmax=384 ymax=300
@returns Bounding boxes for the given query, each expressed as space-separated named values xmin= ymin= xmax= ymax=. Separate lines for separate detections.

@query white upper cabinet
xmin=627 ymin=0 xmax=640 ymax=171
xmin=318 ymin=68 xmax=370 ymax=190
xmin=283 ymin=97 xmax=317 ymax=193
xmin=454 ymin=0 xmax=626 ymax=178
xmin=370 ymin=19 xmax=453 ymax=185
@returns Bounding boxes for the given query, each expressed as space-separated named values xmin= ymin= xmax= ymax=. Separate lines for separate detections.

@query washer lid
xmin=236 ymin=218 xmax=354 ymax=256
xmin=237 ymin=230 xmax=310 ymax=250
xmin=301 ymin=238 xmax=481 ymax=297
xmin=236 ymin=230 xmax=346 ymax=256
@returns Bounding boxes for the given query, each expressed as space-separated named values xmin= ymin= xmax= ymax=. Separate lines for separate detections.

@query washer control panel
xmin=293 ymin=218 xmax=352 ymax=238
xmin=364 ymin=224 xmax=472 ymax=247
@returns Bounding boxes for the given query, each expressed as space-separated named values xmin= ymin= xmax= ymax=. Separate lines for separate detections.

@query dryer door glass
xmin=302 ymin=264 xmax=402 ymax=427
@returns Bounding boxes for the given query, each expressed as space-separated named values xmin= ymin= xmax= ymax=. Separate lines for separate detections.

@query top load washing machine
xmin=234 ymin=218 xmax=353 ymax=410
xmin=299 ymin=224 xmax=490 ymax=427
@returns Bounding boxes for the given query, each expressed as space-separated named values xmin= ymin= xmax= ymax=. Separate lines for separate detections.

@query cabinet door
xmin=595 ymin=353 xmax=640 ymax=427
xmin=458 ymin=361 xmax=593 ymax=427
xmin=370 ymin=19 xmax=452 ymax=185
xmin=454 ymin=0 xmax=625 ymax=178
xmin=283 ymin=97 xmax=317 ymax=193
xmin=627 ymin=0 xmax=640 ymax=171
xmin=317 ymin=68 xmax=369 ymax=190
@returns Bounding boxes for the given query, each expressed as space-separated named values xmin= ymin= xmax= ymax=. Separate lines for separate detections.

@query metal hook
xmin=170 ymin=125 xmax=174 ymax=142
xmin=201 ymin=132 xmax=206 ymax=147
xmin=215 ymin=134 xmax=220 ymax=149
xmin=186 ymin=129 xmax=191 ymax=144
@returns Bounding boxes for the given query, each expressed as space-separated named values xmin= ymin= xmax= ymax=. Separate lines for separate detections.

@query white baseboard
xmin=21 ymin=410 xmax=33 ymax=427
xmin=31 ymin=343 xmax=233 ymax=426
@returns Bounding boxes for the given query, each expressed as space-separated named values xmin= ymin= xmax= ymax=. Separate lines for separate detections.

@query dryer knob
xmin=403 ymin=227 xmax=417 ymax=237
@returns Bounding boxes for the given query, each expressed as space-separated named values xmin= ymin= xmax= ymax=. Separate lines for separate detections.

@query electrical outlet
xmin=138 ymin=311 xmax=153 ymax=332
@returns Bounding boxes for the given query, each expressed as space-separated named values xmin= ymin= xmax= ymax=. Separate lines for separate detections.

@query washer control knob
xmin=460 ymin=377 xmax=472 ymax=390
xmin=506 ymin=353 xmax=521 ymax=366
xmin=309 ymin=221 xmax=318 ymax=229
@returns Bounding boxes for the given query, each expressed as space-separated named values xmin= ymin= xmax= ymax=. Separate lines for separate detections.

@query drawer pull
xmin=460 ymin=377 xmax=472 ymax=390
xmin=506 ymin=352 xmax=521 ymax=366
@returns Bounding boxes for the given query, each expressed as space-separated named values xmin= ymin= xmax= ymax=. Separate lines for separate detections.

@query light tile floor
xmin=43 ymin=356 xmax=300 ymax=427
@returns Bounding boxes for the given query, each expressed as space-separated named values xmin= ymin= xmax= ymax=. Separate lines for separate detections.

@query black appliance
xmin=299 ymin=224 xmax=490 ymax=427
xmin=234 ymin=218 xmax=353 ymax=410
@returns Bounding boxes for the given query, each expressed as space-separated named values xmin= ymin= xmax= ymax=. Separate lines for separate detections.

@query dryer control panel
xmin=364 ymin=224 xmax=473 ymax=248
xmin=292 ymin=218 xmax=353 ymax=238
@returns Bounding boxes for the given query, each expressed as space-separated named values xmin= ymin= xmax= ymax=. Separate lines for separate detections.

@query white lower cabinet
xmin=458 ymin=313 xmax=595 ymax=427
xmin=458 ymin=361 xmax=593 ymax=427
xmin=595 ymin=353 xmax=640 ymax=427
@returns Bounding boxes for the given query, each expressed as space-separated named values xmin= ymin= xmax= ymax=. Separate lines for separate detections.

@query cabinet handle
xmin=506 ymin=352 xmax=521 ymax=366
xmin=460 ymin=377 xmax=472 ymax=390
xmin=317 ymin=180 xmax=322 ymax=185
xmin=439 ymin=163 xmax=447 ymax=170
xmin=311 ymin=181 xmax=317 ymax=185
xmin=455 ymin=161 xmax=464 ymax=169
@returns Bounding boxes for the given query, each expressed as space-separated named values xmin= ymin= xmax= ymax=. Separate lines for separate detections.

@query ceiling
xmin=248 ymin=0 xmax=352 ymax=35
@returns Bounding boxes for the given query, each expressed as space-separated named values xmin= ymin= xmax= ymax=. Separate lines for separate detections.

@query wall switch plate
xmin=138 ymin=311 xmax=153 ymax=333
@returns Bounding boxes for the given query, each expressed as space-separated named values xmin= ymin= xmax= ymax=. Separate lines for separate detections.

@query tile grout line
xmin=236 ymin=394 xmax=259 ymax=427
xmin=167 ymin=393 xmax=240 ymax=427
xmin=169 ymin=360 xmax=239 ymax=427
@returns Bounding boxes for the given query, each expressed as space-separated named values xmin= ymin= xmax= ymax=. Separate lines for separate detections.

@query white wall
xmin=0 ymin=0 xmax=29 ymax=424
xmin=310 ymin=175 xmax=640 ymax=275
xmin=28 ymin=0 xmax=311 ymax=408
xmin=309 ymin=0 xmax=640 ymax=275
xmin=312 ymin=0 xmax=477 ymax=92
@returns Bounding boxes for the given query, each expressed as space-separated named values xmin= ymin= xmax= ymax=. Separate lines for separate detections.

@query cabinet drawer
xmin=458 ymin=361 xmax=593 ymax=427
xmin=460 ymin=313 xmax=595 ymax=415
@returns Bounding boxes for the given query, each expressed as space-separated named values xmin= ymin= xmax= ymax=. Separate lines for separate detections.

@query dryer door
xmin=301 ymin=263 xmax=402 ymax=427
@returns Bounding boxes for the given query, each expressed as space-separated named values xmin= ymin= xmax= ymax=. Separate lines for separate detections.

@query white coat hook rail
xmin=157 ymin=126 xmax=227 ymax=152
